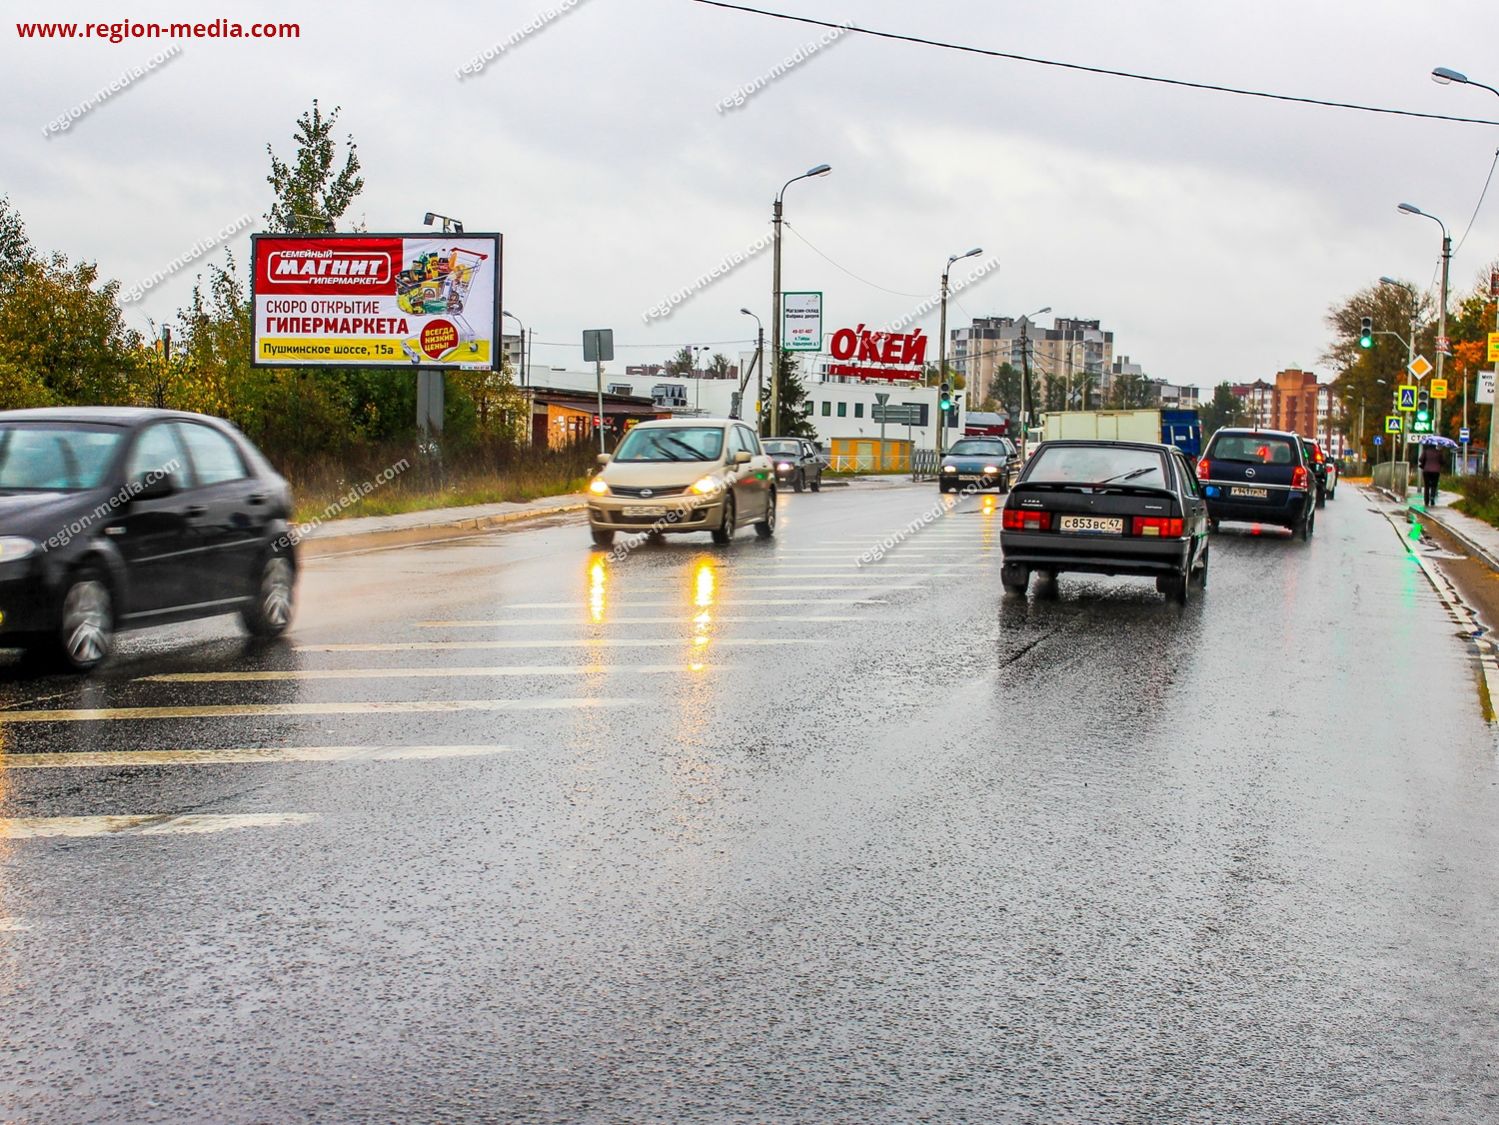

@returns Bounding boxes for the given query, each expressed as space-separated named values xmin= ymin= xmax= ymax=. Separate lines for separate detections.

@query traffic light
xmin=938 ymin=382 xmax=952 ymax=411
xmin=1359 ymin=317 xmax=1374 ymax=349
xmin=1414 ymin=389 xmax=1432 ymax=432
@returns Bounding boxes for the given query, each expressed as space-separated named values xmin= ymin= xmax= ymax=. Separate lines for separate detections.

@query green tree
xmin=1107 ymin=370 xmax=1154 ymax=409
xmin=264 ymin=100 xmax=364 ymax=233
xmin=770 ymin=352 xmax=817 ymax=438
xmin=1198 ymin=382 xmax=1247 ymax=436
xmin=707 ymin=352 xmax=732 ymax=379
xmin=663 ymin=346 xmax=696 ymax=376
xmin=0 ymin=196 xmax=33 ymax=285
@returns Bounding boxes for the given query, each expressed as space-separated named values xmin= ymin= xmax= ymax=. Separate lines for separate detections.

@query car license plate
xmin=1231 ymin=487 xmax=1269 ymax=499
xmin=635 ymin=506 xmax=667 ymax=517
xmin=1060 ymin=515 xmax=1123 ymax=535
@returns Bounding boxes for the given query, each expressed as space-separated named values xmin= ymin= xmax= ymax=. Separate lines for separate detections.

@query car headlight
xmin=777 ymin=461 xmax=792 ymax=471
xmin=0 ymin=537 xmax=38 ymax=564
xmin=983 ymin=465 xmax=1000 ymax=474
xmin=588 ymin=478 xmax=611 ymax=496
xmin=691 ymin=475 xmax=725 ymax=495
xmin=942 ymin=465 xmax=957 ymax=473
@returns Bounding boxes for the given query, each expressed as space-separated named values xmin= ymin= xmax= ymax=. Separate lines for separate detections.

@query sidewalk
xmin=1401 ymin=488 xmax=1499 ymax=572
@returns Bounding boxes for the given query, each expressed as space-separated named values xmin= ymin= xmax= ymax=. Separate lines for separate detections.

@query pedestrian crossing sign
xmin=1397 ymin=385 xmax=1417 ymax=411
xmin=1385 ymin=415 xmax=1402 ymax=433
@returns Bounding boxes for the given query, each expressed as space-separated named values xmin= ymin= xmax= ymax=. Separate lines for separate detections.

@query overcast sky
xmin=6 ymin=0 xmax=1498 ymax=388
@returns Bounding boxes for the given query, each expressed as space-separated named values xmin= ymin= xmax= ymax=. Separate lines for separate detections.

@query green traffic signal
xmin=1359 ymin=315 xmax=1374 ymax=349
xmin=938 ymin=382 xmax=952 ymax=411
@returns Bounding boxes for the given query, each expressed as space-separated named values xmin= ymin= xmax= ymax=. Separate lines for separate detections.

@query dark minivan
xmin=0 ymin=407 xmax=297 ymax=671
xmin=1197 ymin=428 xmax=1315 ymax=539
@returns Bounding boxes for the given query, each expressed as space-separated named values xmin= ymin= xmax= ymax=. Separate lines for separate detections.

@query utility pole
xmin=1437 ymin=231 xmax=1451 ymax=436
xmin=769 ymin=164 xmax=831 ymax=437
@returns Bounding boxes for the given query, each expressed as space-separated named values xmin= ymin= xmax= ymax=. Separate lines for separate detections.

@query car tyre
xmin=1001 ymin=562 xmax=1029 ymax=595
xmin=241 ymin=553 xmax=295 ymax=638
xmin=754 ymin=490 xmax=777 ymax=538
xmin=1298 ymin=509 xmax=1314 ymax=541
xmin=1315 ymin=487 xmax=1326 ymax=509
xmin=712 ymin=496 xmax=736 ymax=544
xmin=1162 ymin=569 xmax=1191 ymax=605
xmin=591 ymin=527 xmax=616 ymax=547
xmin=52 ymin=566 xmax=114 ymax=673
xmin=1194 ymin=543 xmax=1210 ymax=590
xmin=1208 ymin=517 xmax=1221 ymax=534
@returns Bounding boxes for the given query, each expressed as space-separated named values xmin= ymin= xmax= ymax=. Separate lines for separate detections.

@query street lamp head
xmin=423 ymin=212 xmax=435 ymax=226
xmin=962 ymin=247 xmax=983 ymax=259
xmin=806 ymin=163 xmax=832 ymax=178
xmin=1432 ymin=66 xmax=1468 ymax=85
xmin=1378 ymin=276 xmax=1399 ymax=286
xmin=1397 ymin=202 xmax=1425 ymax=217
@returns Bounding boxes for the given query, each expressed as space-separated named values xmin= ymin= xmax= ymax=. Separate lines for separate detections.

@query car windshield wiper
xmin=661 ymin=435 xmax=711 ymax=460
xmin=1094 ymin=467 xmax=1157 ymax=485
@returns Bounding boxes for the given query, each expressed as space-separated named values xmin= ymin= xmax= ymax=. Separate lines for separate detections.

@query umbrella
xmin=1418 ymin=435 xmax=1458 ymax=447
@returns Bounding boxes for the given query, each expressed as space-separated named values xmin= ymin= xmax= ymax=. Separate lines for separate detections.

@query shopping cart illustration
xmin=398 ymin=246 xmax=489 ymax=363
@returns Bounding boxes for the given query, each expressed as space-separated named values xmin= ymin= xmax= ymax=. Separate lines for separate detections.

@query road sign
xmin=872 ymin=404 xmax=921 ymax=425
xmin=1397 ymin=385 xmax=1417 ymax=411
xmin=1461 ymin=427 xmax=1471 ymax=442
xmin=1479 ymin=370 xmax=1496 ymax=405
xmin=1437 ymin=336 xmax=1453 ymax=357
xmin=1431 ymin=378 xmax=1449 ymax=400
xmin=1407 ymin=355 xmax=1433 ymax=380
xmin=875 ymin=391 xmax=889 ymax=405
xmin=582 ymin=329 xmax=614 ymax=363
xmin=1374 ymin=435 xmax=1383 ymax=447
xmin=1488 ymin=332 xmax=1499 ymax=363
xmin=1385 ymin=415 xmax=1402 ymax=433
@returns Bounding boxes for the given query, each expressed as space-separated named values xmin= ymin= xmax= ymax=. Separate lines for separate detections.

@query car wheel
xmin=591 ymin=527 xmax=615 ymax=547
xmin=1298 ymin=509 xmax=1313 ymax=541
xmin=711 ymin=495 xmax=736 ymax=544
xmin=1001 ymin=562 xmax=1029 ymax=595
xmin=1315 ymin=487 xmax=1326 ymax=508
xmin=1194 ymin=543 xmax=1210 ymax=590
xmin=1208 ymin=517 xmax=1221 ymax=534
xmin=793 ymin=471 xmax=805 ymax=493
xmin=53 ymin=567 xmax=114 ymax=672
xmin=755 ymin=490 xmax=777 ymax=538
xmin=999 ymin=473 xmax=1011 ymax=493
xmin=241 ymin=553 xmax=296 ymax=638
xmin=810 ymin=474 xmax=821 ymax=492
xmin=1162 ymin=569 xmax=1190 ymax=605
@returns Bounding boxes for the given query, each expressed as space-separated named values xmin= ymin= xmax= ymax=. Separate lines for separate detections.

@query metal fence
xmin=911 ymin=448 xmax=941 ymax=481
xmin=1372 ymin=461 xmax=1410 ymax=499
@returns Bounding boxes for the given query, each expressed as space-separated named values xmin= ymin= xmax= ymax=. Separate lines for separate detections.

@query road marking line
xmin=725 ymin=584 xmax=925 ymax=592
xmin=2 ymin=745 xmax=520 ymax=768
xmin=144 ymin=665 xmax=719 ymax=683
xmin=0 ymin=813 xmax=314 ymax=839
xmin=500 ymin=598 xmax=886 ymax=608
xmin=0 ymin=698 xmax=634 ymax=723
xmin=414 ymin=616 xmax=854 ymax=627
xmin=295 ymin=640 xmax=825 ymax=652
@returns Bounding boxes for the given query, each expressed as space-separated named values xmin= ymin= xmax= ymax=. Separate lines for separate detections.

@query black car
xmin=1000 ymin=439 xmax=1209 ymax=603
xmin=1300 ymin=437 xmax=1330 ymax=505
xmin=940 ymin=437 xmax=1017 ymax=493
xmin=0 ymin=407 xmax=298 ymax=670
xmin=761 ymin=437 xmax=823 ymax=492
xmin=1197 ymin=427 xmax=1316 ymax=538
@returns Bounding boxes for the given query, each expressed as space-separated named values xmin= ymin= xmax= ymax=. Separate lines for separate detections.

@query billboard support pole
xmin=596 ymin=357 xmax=606 ymax=454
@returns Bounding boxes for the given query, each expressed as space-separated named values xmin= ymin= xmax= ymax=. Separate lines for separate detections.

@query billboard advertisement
xmin=250 ymin=233 xmax=501 ymax=369
xmin=782 ymin=291 xmax=822 ymax=352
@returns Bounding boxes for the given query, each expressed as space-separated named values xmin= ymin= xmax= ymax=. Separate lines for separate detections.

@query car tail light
xmin=1131 ymin=516 xmax=1184 ymax=538
xmin=1313 ymin=447 xmax=1325 ymax=463
xmin=1002 ymin=508 xmax=1051 ymax=531
xmin=1196 ymin=458 xmax=1210 ymax=481
xmin=1291 ymin=465 xmax=1309 ymax=490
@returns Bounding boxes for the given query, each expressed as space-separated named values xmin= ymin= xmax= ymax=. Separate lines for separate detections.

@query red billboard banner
xmin=826 ymin=326 xmax=926 ymax=381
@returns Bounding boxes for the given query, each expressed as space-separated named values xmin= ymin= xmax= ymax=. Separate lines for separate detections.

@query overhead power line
xmin=691 ymin=0 xmax=1499 ymax=127
xmin=1454 ymin=148 xmax=1499 ymax=258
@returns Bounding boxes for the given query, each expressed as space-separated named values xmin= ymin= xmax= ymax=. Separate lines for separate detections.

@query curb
xmin=298 ymin=501 xmax=586 ymax=559
xmin=1416 ymin=505 xmax=1499 ymax=574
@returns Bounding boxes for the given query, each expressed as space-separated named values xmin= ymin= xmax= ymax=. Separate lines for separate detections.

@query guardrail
xmin=911 ymin=448 xmax=941 ymax=481
xmin=1372 ymin=461 xmax=1410 ymax=499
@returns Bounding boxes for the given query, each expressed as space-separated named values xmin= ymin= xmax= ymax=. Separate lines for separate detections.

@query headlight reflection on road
xmin=589 ymin=559 xmax=607 ymax=625
xmin=689 ymin=559 xmax=716 ymax=670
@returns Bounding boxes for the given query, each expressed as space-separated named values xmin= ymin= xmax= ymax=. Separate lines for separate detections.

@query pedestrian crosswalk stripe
xmin=144 ymin=665 xmax=722 ymax=683
xmin=0 ymin=698 xmax=635 ymax=723
xmin=501 ymin=598 xmax=886 ymax=608
xmin=2 ymin=745 xmax=520 ymax=768
xmin=295 ymin=639 xmax=825 ymax=652
xmin=0 ymin=814 xmax=314 ymax=838
xmin=414 ymin=616 xmax=855 ymax=627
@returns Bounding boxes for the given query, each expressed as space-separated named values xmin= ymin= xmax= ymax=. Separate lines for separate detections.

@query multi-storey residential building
xmin=950 ymin=315 xmax=1114 ymax=406
xmin=1231 ymin=380 xmax=1275 ymax=427
xmin=1230 ymin=370 xmax=1340 ymax=451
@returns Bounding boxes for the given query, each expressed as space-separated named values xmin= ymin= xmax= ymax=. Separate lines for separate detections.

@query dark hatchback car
xmin=940 ymin=437 xmax=1017 ymax=493
xmin=761 ymin=437 xmax=823 ymax=492
xmin=1197 ymin=428 xmax=1316 ymax=539
xmin=1000 ymin=440 xmax=1209 ymax=603
xmin=0 ymin=408 xmax=297 ymax=671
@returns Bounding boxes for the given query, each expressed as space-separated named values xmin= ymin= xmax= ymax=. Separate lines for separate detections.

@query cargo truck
xmin=1039 ymin=408 xmax=1203 ymax=460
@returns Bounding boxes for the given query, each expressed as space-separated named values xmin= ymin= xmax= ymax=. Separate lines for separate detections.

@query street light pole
xmin=502 ymin=310 xmax=525 ymax=387
xmin=739 ymin=308 xmax=764 ymax=430
xmin=1397 ymin=204 xmax=1451 ymax=466
xmin=1015 ymin=306 xmax=1050 ymax=459
xmin=769 ymin=163 xmax=831 ymax=437
xmin=937 ymin=248 xmax=982 ymax=456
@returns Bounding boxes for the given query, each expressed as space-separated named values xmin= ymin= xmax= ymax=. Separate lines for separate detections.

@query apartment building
xmin=950 ymin=315 xmax=1114 ymax=406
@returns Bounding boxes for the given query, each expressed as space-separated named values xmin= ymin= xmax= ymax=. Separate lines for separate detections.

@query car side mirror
xmin=130 ymin=471 xmax=175 ymax=501
xmin=734 ymin=451 xmax=753 ymax=466
xmin=596 ymin=453 xmax=612 ymax=465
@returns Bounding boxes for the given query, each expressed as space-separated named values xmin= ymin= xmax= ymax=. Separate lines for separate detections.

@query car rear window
xmin=1211 ymin=434 xmax=1298 ymax=464
xmin=1026 ymin=445 xmax=1167 ymax=486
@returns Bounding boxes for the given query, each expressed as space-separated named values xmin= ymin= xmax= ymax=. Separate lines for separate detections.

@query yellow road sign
xmin=1431 ymin=378 xmax=1449 ymax=400
xmin=1489 ymin=332 xmax=1499 ymax=363
xmin=1385 ymin=415 xmax=1402 ymax=433
xmin=1408 ymin=355 xmax=1433 ymax=380
xmin=1397 ymin=385 xmax=1417 ymax=411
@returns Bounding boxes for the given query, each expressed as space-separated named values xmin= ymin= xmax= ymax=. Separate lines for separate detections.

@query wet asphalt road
xmin=0 ymin=479 xmax=1496 ymax=1123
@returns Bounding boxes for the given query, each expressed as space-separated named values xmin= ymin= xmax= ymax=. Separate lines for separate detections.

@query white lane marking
xmin=295 ymin=640 xmax=826 ymax=653
xmin=500 ymin=598 xmax=887 ymax=608
xmin=144 ymin=665 xmax=720 ymax=683
xmin=0 ymin=698 xmax=634 ymax=723
xmin=724 ymin=584 xmax=926 ymax=592
xmin=3 ymin=745 xmax=519 ymax=768
xmin=0 ymin=814 xmax=314 ymax=839
xmin=414 ymin=616 xmax=855 ymax=627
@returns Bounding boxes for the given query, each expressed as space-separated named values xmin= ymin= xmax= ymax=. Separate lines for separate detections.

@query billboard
xmin=250 ymin=233 xmax=501 ymax=369
xmin=782 ymin=291 xmax=822 ymax=352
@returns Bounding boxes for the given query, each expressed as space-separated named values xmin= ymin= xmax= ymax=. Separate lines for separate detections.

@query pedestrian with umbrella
xmin=1418 ymin=436 xmax=1454 ymax=507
